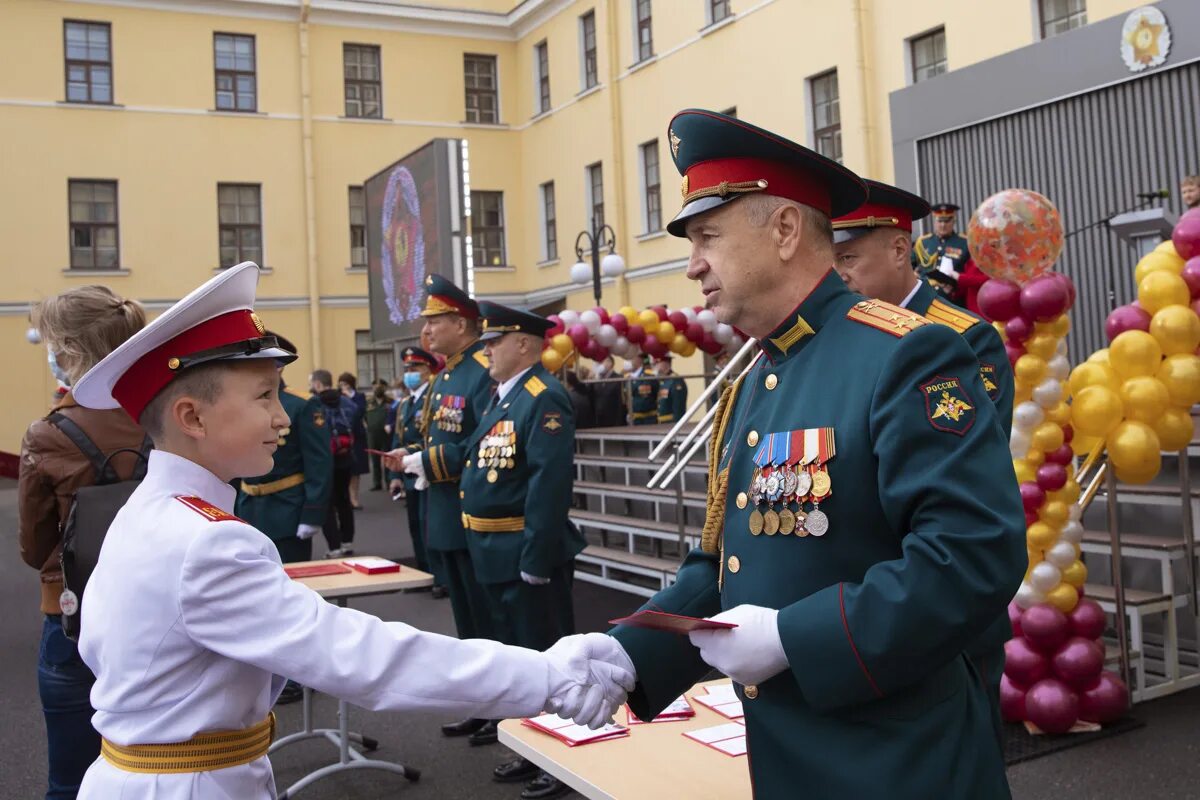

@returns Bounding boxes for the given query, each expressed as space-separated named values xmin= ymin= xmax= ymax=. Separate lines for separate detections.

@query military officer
xmin=833 ymin=180 xmax=1017 ymax=731
xmin=912 ymin=202 xmax=971 ymax=305
xmin=627 ymin=354 xmax=658 ymax=425
xmin=463 ymin=302 xmax=587 ymax=799
xmin=386 ymin=346 xmax=438 ymax=579
xmin=235 ymin=331 xmax=332 ymax=565
xmin=603 ymin=110 xmax=1025 ymax=798
xmin=653 ymin=354 xmax=688 ymax=424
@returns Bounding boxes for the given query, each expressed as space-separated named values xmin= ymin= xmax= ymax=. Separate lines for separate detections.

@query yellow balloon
xmin=1049 ymin=314 xmax=1071 ymax=339
xmin=1106 ymin=420 xmax=1162 ymax=478
xmin=670 ymin=333 xmax=689 ymax=354
xmin=1049 ymin=481 xmax=1082 ymax=506
xmin=655 ymin=320 xmax=676 ymax=344
xmin=1015 ymin=354 xmax=1048 ymax=385
xmin=1012 ymin=459 xmax=1037 ymax=484
xmin=541 ymin=348 xmax=565 ymax=372
xmin=618 ymin=305 xmax=638 ymax=320
xmin=1026 ymin=549 xmax=1043 ymax=571
xmin=1115 ymin=462 xmax=1160 ymax=485
xmin=1026 ymin=448 xmax=1046 ymax=467
xmin=1110 ymin=329 xmax=1164 ymax=379
xmin=1119 ymin=375 xmax=1171 ymax=423
xmin=1149 ymin=304 xmax=1200 ymax=356
xmin=680 ymin=342 xmax=697 ymax=358
xmin=1039 ymin=500 xmax=1069 ymax=527
xmin=1157 ymin=353 xmax=1200 ymax=407
xmin=1060 ymin=560 xmax=1088 ymax=588
xmin=551 ymin=333 xmax=574 ymax=356
xmin=1139 ymin=270 xmax=1191 ymax=315
xmin=1031 ymin=421 xmax=1065 ymax=453
xmin=1134 ymin=249 xmax=1185 ymax=285
xmin=1071 ymin=385 xmax=1125 ymax=437
xmin=1068 ymin=362 xmax=1121 ymax=395
xmin=1088 ymin=348 xmax=1111 ymax=366
xmin=638 ymin=309 xmax=660 ymax=333
xmin=1026 ymin=522 xmax=1059 ymax=551
xmin=1024 ymin=333 xmax=1058 ymax=360
xmin=1071 ymin=432 xmax=1102 ymax=456
xmin=1046 ymin=401 xmax=1072 ymax=426
xmin=1153 ymin=406 xmax=1194 ymax=451
xmin=1046 ymin=583 xmax=1079 ymax=613
xmin=1154 ymin=240 xmax=1181 ymax=257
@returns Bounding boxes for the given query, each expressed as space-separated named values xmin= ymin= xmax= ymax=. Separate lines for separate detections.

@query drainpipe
xmin=299 ymin=0 xmax=322 ymax=365
xmin=850 ymin=0 xmax=878 ymax=178
xmin=605 ymin=0 xmax=631 ymax=307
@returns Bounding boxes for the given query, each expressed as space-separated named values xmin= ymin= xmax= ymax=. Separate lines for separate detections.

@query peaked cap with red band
xmin=420 ymin=273 xmax=479 ymax=319
xmin=831 ymin=179 xmax=931 ymax=244
xmin=72 ymin=262 xmax=294 ymax=422
xmin=665 ymin=109 xmax=867 ymax=237
xmin=402 ymin=346 xmax=439 ymax=370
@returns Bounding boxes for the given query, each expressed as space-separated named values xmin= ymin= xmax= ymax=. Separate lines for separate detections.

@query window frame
xmin=809 ymin=69 xmax=842 ymax=165
xmin=540 ymin=181 xmax=558 ymax=262
xmin=633 ymin=0 xmax=654 ymax=63
xmin=534 ymin=40 xmax=551 ymax=114
xmin=471 ymin=191 xmax=507 ymax=267
xmin=343 ymin=43 xmax=383 ymax=119
xmin=348 ymin=185 xmax=367 ymax=268
xmin=640 ymin=140 xmax=662 ymax=234
xmin=213 ymin=32 xmax=258 ymax=113
xmin=63 ymin=19 xmax=114 ymax=105
xmin=586 ymin=162 xmax=605 ymax=232
xmin=463 ymin=53 xmax=500 ymax=124
xmin=216 ymin=182 xmax=264 ymax=269
xmin=909 ymin=27 xmax=947 ymax=84
xmin=355 ymin=330 xmax=395 ymax=386
xmin=708 ymin=0 xmax=732 ymax=26
xmin=67 ymin=179 xmax=120 ymax=270
xmin=1039 ymin=0 xmax=1087 ymax=39
xmin=580 ymin=11 xmax=598 ymax=91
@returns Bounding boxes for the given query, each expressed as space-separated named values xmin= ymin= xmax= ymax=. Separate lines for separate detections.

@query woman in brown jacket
xmin=19 ymin=286 xmax=145 ymax=800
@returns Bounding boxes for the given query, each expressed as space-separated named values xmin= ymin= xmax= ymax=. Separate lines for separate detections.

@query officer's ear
xmin=890 ymin=233 xmax=911 ymax=268
xmin=772 ymin=202 xmax=805 ymax=262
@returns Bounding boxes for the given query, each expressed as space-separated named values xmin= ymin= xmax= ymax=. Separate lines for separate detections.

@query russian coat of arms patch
xmin=919 ymin=375 xmax=975 ymax=436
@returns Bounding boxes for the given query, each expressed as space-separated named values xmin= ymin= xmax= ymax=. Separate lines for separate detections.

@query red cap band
xmin=685 ymin=157 xmax=833 ymax=217
xmin=835 ymin=201 xmax=914 ymax=233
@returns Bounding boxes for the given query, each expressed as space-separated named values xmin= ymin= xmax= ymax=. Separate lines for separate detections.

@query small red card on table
xmin=607 ymin=610 xmax=737 ymax=634
xmin=284 ymin=564 xmax=352 ymax=579
xmin=341 ymin=557 xmax=401 ymax=574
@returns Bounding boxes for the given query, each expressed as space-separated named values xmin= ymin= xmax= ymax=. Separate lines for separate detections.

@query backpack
xmin=49 ymin=412 xmax=153 ymax=642
xmin=326 ymin=402 xmax=355 ymax=464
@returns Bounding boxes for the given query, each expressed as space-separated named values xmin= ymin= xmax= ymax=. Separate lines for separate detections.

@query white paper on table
xmin=711 ymin=736 xmax=748 ymax=756
xmin=685 ymin=722 xmax=748 ymax=744
xmin=699 ymin=684 xmax=738 ymax=703
xmin=712 ymin=701 xmax=744 ymax=719
xmin=526 ymin=714 xmax=625 ymax=743
xmin=659 ymin=696 xmax=693 ymax=715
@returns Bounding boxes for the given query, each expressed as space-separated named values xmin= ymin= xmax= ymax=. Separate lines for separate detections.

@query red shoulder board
xmin=176 ymin=496 xmax=242 ymax=523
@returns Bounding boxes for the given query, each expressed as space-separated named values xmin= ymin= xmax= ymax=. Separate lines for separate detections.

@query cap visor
xmin=832 ymin=227 xmax=874 ymax=244
xmin=478 ymin=330 xmax=504 ymax=342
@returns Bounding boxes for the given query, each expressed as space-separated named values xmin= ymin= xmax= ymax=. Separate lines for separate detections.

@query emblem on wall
xmin=1120 ymin=7 xmax=1170 ymax=73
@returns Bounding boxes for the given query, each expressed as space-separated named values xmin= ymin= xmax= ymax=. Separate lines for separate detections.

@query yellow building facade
xmin=0 ymin=0 xmax=1148 ymax=452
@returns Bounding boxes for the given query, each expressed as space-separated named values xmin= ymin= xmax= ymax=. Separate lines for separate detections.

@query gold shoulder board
xmin=846 ymin=300 xmax=929 ymax=338
xmin=524 ymin=375 xmax=547 ymax=397
xmin=924 ymin=299 xmax=980 ymax=334
xmin=473 ymin=350 xmax=490 ymax=368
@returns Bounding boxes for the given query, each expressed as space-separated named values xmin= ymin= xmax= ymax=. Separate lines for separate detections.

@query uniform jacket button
xmin=727 ymin=555 xmax=741 ymax=573
xmin=746 ymin=431 xmax=759 ymax=447
xmin=765 ymin=374 xmax=778 ymax=390
xmin=736 ymin=492 xmax=748 ymax=509
xmin=744 ymin=684 xmax=758 ymax=699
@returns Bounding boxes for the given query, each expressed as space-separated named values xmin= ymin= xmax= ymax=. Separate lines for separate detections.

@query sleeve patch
xmin=176 ymin=496 xmax=243 ymax=522
xmin=541 ymin=411 xmax=564 ymax=434
xmin=919 ymin=375 xmax=976 ymax=436
xmin=524 ymin=375 xmax=547 ymax=397
xmin=313 ymin=411 xmax=326 ymax=427
xmin=979 ymin=363 xmax=1000 ymax=401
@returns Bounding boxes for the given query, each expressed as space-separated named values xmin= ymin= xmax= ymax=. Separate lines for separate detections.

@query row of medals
xmin=477 ymin=425 xmax=516 ymax=484
xmin=746 ymin=464 xmax=831 ymax=537
xmin=436 ymin=405 xmax=465 ymax=433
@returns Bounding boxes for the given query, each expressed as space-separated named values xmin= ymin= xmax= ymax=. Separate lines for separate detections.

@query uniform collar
xmin=898 ymin=278 xmax=924 ymax=311
xmin=142 ymin=450 xmax=238 ymax=513
xmin=442 ymin=338 xmax=482 ymax=372
xmin=410 ymin=382 xmax=428 ymax=401
xmin=496 ymin=365 xmax=533 ymax=403
xmin=904 ymin=279 xmax=937 ymax=315
xmin=758 ymin=268 xmax=853 ymax=363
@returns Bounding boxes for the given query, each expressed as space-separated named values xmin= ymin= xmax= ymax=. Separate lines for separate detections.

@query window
xmin=708 ymin=0 xmax=732 ymax=25
xmin=64 ymin=20 xmax=112 ymax=104
xmin=213 ymin=33 xmax=256 ymax=112
xmin=587 ymin=162 xmax=604 ymax=231
xmin=541 ymin=182 xmax=558 ymax=262
xmin=68 ymin=180 xmax=119 ymax=269
xmin=641 ymin=140 xmax=661 ymax=233
xmin=349 ymin=186 xmax=366 ymax=267
xmin=910 ymin=28 xmax=946 ymax=83
xmin=471 ymin=191 xmax=506 ymax=266
xmin=580 ymin=11 xmax=598 ymax=90
xmin=534 ymin=40 xmax=551 ymax=114
xmin=1040 ymin=0 xmax=1086 ymax=39
xmin=217 ymin=183 xmax=262 ymax=268
xmin=343 ymin=44 xmax=382 ymax=118
xmin=810 ymin=70 xmax=841 ymax=164
xmin=634 ymin=0 xmax=653 ymax=63
xmin=356 ymin=330 xmax=394 ymax=386
xmin=464 ymin=54 xmax=498 ymax=124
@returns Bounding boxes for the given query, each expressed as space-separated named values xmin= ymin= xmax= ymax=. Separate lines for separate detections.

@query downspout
xmin=605 ymin=0 xmax=631 ymax=307
xmin=851 ymin=0 xmax=878 ymax=178
xmin=299 ymin=0 xmax=322 ymax=364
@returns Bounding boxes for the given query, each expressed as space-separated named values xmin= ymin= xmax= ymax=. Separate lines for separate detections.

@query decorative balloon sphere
xmin=1036 ymin=463 xmax=1068 ymax=492
xmin=579 ymin=309 xmax=602 ymax=333
xmin=1008 ymin=602 xmax=1024 ymax=638
xmin=1109 ymin=330 xmax=1163 ymax=379
xmin=654 ymin=321 xmax=677 ymax=345
xmin=1119 ymin=375 xmax=1171 ymax=424
xmin=1015 ymin=583 xmax=1047 ymax=609
xmin=1105 ymin=303 xmax=1152 ymax=343
xmin=625 ymin=325 xmax=646 ymax=345
xmin=568 ymin=323 xmax=591 ymax=349
xmin=1138 ymin=270 xmax=1190 ymax=316
xmin=1070 ymin=385 xmax=1124 ymax=438
xmin=1149 ymin=304 xmax=1200 ymax=356
xmin=1134 ymin=249 xmax=1185 ymax=285
xmin=1015 ymin=354 xmax=1049 ymax=385
xmin=968 ymin=190 xmax=1063 ymax=284
xmin=1060 ymin=559 xmax=1088 ymax=588
xmin=610 ymin=313 xmax=629 ymax=335
xmin=1044 ymin=444 xmax=1074 ymax=466
xmin=1029 ymin=561 xmax=1062 ymax=594
xmin=637 ymin=309 xmax=660 ymax=333
xmin=1068 ymin=598 xmax=1107 ymax=640
xmin=978 ymin=279 xmax=1023 ymax=322
xmin=667 ymin=310 xmax=688 ymax=331
xmin=1154 ymin=406 xmax=1194 ymax=451
xmin=1106 ymin=420 xmax=1162 ymax=480
xmin=1172 ymin=208 xmax=1200 ymax=261
xmin=1024 ymin=333 xmax=1058 ymax=360
xmin=550 ymin=333 xmax=574 ymax=357
xmin=1005 ymin=637 xmax=1051 ymax=686
xmin=1025 ymin=678 xmax=1080 ymax=734
xmin=1078 ymin=671 xmax=1129 ymax=723
xmin=1157 ymin=354 xmax=1200 ymax=408
xmin=1000 ymin=675 xmax=1029 ymax=722
xmin=1052 ymin=637 xmax=1105 ymax=690
xmin=1026 ymin=521 xmax=1059 ymax=551
xmin=1022 ymin=603 xmax=1071 ymax=654
xmin=559 ymin=309 xmax=580 ymax=327
xmin=1044 ymin=539 xmax=1077 ymax=569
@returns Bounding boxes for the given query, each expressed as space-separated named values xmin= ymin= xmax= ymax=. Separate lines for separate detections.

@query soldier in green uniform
xmin=385 ymin=346 xmax=438 ymax=580
xmin=832 ymin=179 xmax=1016 ymax=734
xmin=463 ymin=302 xmax=587 ymax=800
xmin=912 ymin=202 xmax=971 ymax=306
xmin=653 ymin=355 xmax=688 ymax=424
xmin=602 ymin=110 xmax=1024 ymax=798
xmin=627 ymin=354 xmax=658 ymax=425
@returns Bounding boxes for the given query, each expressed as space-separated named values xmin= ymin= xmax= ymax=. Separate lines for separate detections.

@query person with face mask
xmin=386 ymin=347 xmax=439 ymax=584
xmin=590 ymin=355 xmax=626 ymax=428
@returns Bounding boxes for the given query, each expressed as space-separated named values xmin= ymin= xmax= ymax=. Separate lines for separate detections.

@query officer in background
xmin=627 ymin=354 xmax=658 ymax=425
xmin=911 ymin=202 xmax=971 ymax=306
xmin=386 ymin=346 xmax=438 ymax=584
xmin=653 ymin=354 xmax=688 ymax=424
xmin=462 ymin=302 xmax=586 ymax=799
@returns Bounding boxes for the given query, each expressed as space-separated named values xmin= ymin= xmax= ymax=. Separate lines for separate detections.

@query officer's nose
xmin=685 ymin=248 xmax=708 ymax=281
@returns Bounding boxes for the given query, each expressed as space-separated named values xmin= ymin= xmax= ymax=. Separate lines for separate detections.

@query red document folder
xmin=284 ymin=564 xmax=352 ymax=579
xmin=607 ymin=610 xmax=737 ymax=634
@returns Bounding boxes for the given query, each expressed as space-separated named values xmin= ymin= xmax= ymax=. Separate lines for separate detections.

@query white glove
xmin=521 ymin=571 xmax=551 ymax=585
xmin=543 ymin=633 xmax=637 ymax=730
xmin=414 ymin=476 xmax=429 ymax=491
xmin=296 ymin=523 xmax=321 ymax=541
xmin=402 ymin=452 xmax=425 ymax=480
xmin=687 ymin=604 xmax=789 ymax=687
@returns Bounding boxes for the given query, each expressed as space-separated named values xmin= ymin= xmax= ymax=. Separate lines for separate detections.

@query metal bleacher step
xmin=573 ymin=479 xmax=707 ymax=509
xmin=1084 ymin=583 xmax=1171 ymax=608
xmin=571 ymin=508 xmax=696 ymax=544
xmin=576 ymin=545 xmax=681 ymax=598
xmin=1081 ymin=529 xmax=1186 ymax=553
xmin=574 ymin=452 xmax=707 ymax=475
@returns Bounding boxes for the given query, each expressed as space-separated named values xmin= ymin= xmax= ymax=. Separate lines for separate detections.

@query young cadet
xmin=69 ymin=263 xmax=635 ymax=800
xmin=604 ymin=111 xmax=1025 ymax=799
xmin=386 ymin=346 xmax=439 ymax=579
xmin=653 ymin=354 xmax=688 ymax=424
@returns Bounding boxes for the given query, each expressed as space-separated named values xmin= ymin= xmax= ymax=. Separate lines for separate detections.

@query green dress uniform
xmin=612 ymin=109 xmax=1024 ymax=799
xmin=388 ymin=385 xmax=431 ymax=574
xmin=656 ymin=373 xmax=688 ymax=424
xmin=629 ymin=370 xmax=659 ymax=425
xmin=235 ymin=385 xmax=332 ymax=563
xmin=912 ymin=204 xmax=971 ymax=306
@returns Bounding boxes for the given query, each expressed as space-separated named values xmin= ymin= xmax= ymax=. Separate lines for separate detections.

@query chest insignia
xmin=477 ymin=420 xmax=517 ymax=480
xmin=433 ymin=395 xmax=466 ymax=433
xmin=742 ymin=429 xmax=836 ymax=539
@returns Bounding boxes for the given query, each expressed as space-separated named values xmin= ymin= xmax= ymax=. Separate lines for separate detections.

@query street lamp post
xmin=571 ymin=221 xmax=625 ymax=305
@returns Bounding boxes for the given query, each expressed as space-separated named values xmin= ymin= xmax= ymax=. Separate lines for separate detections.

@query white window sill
xmin=536 ymin=258 xmax=560 ymax=268
xmin=58 ymin=100 xmax=124 ymax=109
xmin=338 ymin=115 xmax=392 ymax=123
xmin=627 ymin=55 xmax=658 ymax=74
xmin=62 ymin=267 xmax=130 ymax=276
xmin=346 ymin=265 xmax=368 ymax=274
xmin=459 ymin=121 xmax=511 ymax=129
xmin=530 ymin=108 xmax=553 ymax=124
xmin=215 ymin=266 xmax=273 ymax=274
xmin=700 ymin=15 xmax=737 ymax=37
xmin=636 ymin=230 xmax=667 ymax=242
xmin=208 ymin=108 xmax=267 ymax=117
xmin=474 ymin=265 xmax=516 ymax=273
xmin=575 ymin=84 xmax=604 ymax=100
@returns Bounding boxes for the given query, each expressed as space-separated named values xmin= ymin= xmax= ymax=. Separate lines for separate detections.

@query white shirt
xmin=410 ymin=381 xmax=428 ymax=402
xmin=495 ymin=366 xmax=533 ymax=404
xmin=78 ymin=450 xmax=557 ymax=799
xmin=898 ymin=280 xmax=922 ymax=310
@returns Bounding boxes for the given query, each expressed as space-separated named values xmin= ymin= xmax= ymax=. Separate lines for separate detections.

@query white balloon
xmin=1059 ymin=520 xmax=1084 ymax=544
xmin=1033 ymin=378 xmax=1064 ymax=409
xmin=1029 ymin=562 xmax=1062 ymax=593
xmin=559 ymin=309 xmax=580 ymax=326
xmin=1047 ymin=355 xmax=1070 ymax=382
xmin=1013 ymin=402 xmax=1045 ymax=433
xmin=1015 ymin=582 xmax=1046 ymax=610
xmin=1056 ymin=338 xmax=1068 ymax=356
xmin=1010 ymin=430 xmax=1032 ymax=460
xmin=713 ymin=323 xmax=733 ymax=344
xmin=1045 ymin=540 xmax=1077 ymax=569
xmin=697 ymin=309 xmax=717 ymax=332
xmin=595 ymin=324 xmax=618 ymax=347
xmin=613 ymin=336 xmax=631 ymax=357
xmin=729 ymin=335 xmax=745 ymax=350
xmin=580 ymin=309 xmax=601 ymax=334
xmin=681 ymin=307 xmax=698 ymax=322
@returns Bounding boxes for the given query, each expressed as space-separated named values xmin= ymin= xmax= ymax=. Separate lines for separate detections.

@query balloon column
xmin=539 ymin=305 xmax=745 ymax=372
xmin=970 ymin=188 xmax=1129 ymax=730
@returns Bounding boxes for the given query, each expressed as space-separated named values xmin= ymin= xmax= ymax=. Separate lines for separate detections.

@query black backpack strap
xmin=47 ymin=412 xmax=116 ymax=484
xmin=132 ymin=435 xmax=154 ymax=480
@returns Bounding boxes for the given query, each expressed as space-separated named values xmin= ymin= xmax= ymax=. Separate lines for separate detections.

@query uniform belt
xmin=657 ymin=415 xmax=676 ymax=423
xmin=101 ymin=713 xmax=275 ymax=774
xmin=461 ymin=513 xmax=525 ymax=533
xmin=240 ymin=473 xmax=304 ymax=496
xmin=631 ymin=410 xmax=657 ymax=419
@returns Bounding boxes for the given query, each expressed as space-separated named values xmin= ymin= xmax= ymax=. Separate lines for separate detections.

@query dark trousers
xmin=272 ymin=535 xmax=313 ymax=564
xmin=404 ymin=490 xmax=430 ymax=574
xmin=482 ymin=562 xmax=576 ymax=650
xmin=323 ymin=464 xmax=355 ymax=550
xmin=38 ymin=614 xmax=100 ymax=799
xmin=431 ymin=548 xmax=494 ymax=640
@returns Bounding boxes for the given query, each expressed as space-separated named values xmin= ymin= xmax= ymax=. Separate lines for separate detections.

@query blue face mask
xmin=47 ymin=349 xmax=70 ymax=386
xmin=403 ymin=372 xmax=423 ymax=390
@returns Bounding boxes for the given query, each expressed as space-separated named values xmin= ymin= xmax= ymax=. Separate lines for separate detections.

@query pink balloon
xmin=667 ymin=310 xmax=688 ymax=331
xmin=1182 ymin=257 xmax=1200 ymax=299
xmin=652 ymin=305 xmax=669 ymax=322
xmin=592 ymin=307 xmax=611 ymax=325
xmin=685 ymin=321 xmax=704 ymax=343
xmin=1078 ymin=670 xmax=1129 ymax=723
xmin=1009 ymin=601 xmax=1024 ymax=638
xmin=1062 ymin=424 xmax=1074 ymax=444
xmin=1005 ymin=341 xmax=1026 ymax=366
xmin=546 ymin=315 xmax=564 ymax=337
xmin=1036 ymin=463 xmax=1068 ymax=492
xmin=1005 ymin=316 xmax=1034 ymax=343
xmin=625 ymin=325 xmax=645 ymax=344
xmin=591 ymin=344 xmax=610 ymax=362
xmin=977 ymin=279 xmax=1023 ymax=322
xmin=1050 ymin=271 xmax=1076 ymax=310
xmin=1020 ymin=275 xmax=1070 ymax=321
xmin=1025 ymin=678 xmax=1080 ymax=734
xmin=1005 ymin=637 xmax=1051 ymax=686
xmin=1052 ymin=636 xmax=1105 ymax=690
xmin=1172 ymin=208 xmax=1200 ymax=261
xmin=1025 ymin=510 xmax=1040 ymax=527
xmin=1044 ymin=444 xmax=1074 ymax=466
xmin=1068 ymin=598 xmax=1107 ymax=640
xmin=1105 ymin=303 xmax=1151 ymax=343
xmin=1020 ymin=481 xmax=1046 ymax=513
xmin=568 ymin=323 xmax=590 ymax=349
xmin=611 ymin=313 xmax=629 ymax=335
xmin=642 ymin=338 xmax=667 ymax=358
xmin=1022 ymin=603 xmax=1071 ymax=655
xmin=1000 ymin=674 xmax=1028 ymax=721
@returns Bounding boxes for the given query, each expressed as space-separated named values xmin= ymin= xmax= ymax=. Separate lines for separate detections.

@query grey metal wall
xmin=915 ymin=61 xmax=1200 ymax=364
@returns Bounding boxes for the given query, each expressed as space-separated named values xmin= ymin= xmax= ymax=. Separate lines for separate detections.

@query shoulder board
xmin=176 ymin=496 xmax=242 ymax=523
xmin=846 ymin=300 xmax=929 ymax=338
xmin=473 ymin=350 xmax=490 ymax=369
xmin=924 ymin=299 xmax=981 ymax=334
xmin=524 ymin=375 xmax=547 ymax=397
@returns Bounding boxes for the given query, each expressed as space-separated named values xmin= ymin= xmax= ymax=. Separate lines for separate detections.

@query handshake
xmin=540 ymin=633 xmax=638 ymax=729
xmin=381 ymin=450 xmax=429 ymax=491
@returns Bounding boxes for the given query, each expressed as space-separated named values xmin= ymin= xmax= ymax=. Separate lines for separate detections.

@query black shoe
xmin=275 ymin=682 xmax=305 ymax=706
xmin=467 ymin=719 xmax=499 ymax=746
xmin=493 ymin=757 xmax=540 ymax=783
xmin=441 ymin=717 xmax=487 ymax=737
xmin=431 ymin=585 xmax=448 ymax=599
xmin=521 ymin=772 xmax=570 ymax=800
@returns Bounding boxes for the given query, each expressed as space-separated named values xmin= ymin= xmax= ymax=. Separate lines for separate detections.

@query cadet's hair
xmin=311 ymin=369 xmax=333 ymax=388
xmin=338 ymin=372 xmax=357 ymax=390
xmin=1183 ymin=175 xmax=1200 ymax=188
xmin=741 ymin=195 xmax=833 ymax=254
xmin=139 ymin=362 xmax=227 ymax=443
xmin=31 ymin=286 xmax=146 ymax=384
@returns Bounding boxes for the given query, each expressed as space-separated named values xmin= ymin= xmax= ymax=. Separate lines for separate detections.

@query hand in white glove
xmin=687 ymin=604 xmax=789 ymax=687
xmin=543 ymin=633 xmax=637 ymax=730
xmin=402 ymin=452 xmax=425 ymax=479
xmin=296 ymin=523 xmax=321 ymax=541
xmin=414 ymin=476 xmax=429 ymax=491
xmin=521 ymin=572 xmax=551 ymax=585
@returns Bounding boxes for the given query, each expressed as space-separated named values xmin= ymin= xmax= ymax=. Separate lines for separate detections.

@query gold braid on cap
xmin=682 ymin=178 xmax=769 ymax=205
xmin=830 ymin=216 xmax=900 ymax=230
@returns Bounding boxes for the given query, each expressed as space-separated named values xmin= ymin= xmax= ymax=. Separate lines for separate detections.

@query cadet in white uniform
xmin=70 ymin=263 xmax=635 ymax=799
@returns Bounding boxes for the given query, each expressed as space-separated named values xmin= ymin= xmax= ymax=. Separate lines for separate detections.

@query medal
xmin=506 ymin=458 xmax=515 ymax=469
xmin=811 ymin=469 xmax=832 ymax=498
xmin=763 ymin=509 xmax=780 ymax=536
xmin=794 ymin=469 xmax=812 ymax=498
xmin=779 ymin=508 xmax=797 ymax=535
xmin=487 ymin=469 xmax=499 ymax=483
xmin=59 ymin=589 xmax=79 ymax=616
xmin=782 ymin=468 xmax=798 ymax=498
xmin=748 ymin=509 xmax=764 ymax=535
xmin=795 ymin=509 xmax=809 ymax=537
xmin=805 ymin=508 xmax=829 ymax=536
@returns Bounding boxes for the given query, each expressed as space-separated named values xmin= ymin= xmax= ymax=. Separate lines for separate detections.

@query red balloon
xmin=667 ymin=310 xmax=688 ymax=331
xmin=1022 ymin=603 xmax=1071 ymax=655
xmin=685 ymin=321 xmax=704 ymax=343
xmin=1008 ymin=601 xmax=1024 ymax=638
xmin=592 ymin=306 xmax=610 ymax=325
xmin=568 ymin=323 xmax=590 ymax=349
xmin=977 ymin=279 xmax=1023 ymax=323
xmin=1104 ymin=303 xmax=1151 ymax=343
xmin=625 ymin=324 xmax=646 ymax=344
xmin=1020 ymin=481 xmax=1046 ymax=513
xmin=1021 ymin=275 xmax=1070 ymax=321
xmin=1005 ymin=637 xmax=1051 ymax=686
xmin=1068 ymin=598 xmax=1107 ymax=640
xmin=1172 ymin=208 xmax=1200 ymax=261
xmin=1061 ymin=424 xmax=1074 ymax=444
xmin=1078 ymin=670 xmax=1129 ymax=723
xmin=1024 ymin=510 xmax=1039 ymax=526
xmin=1036 ymin=463 xmax=1068 ymax=492
xmin=700 ymin=338 xmax=722 ymax=355
xmin=643 ymin=338 xmax=667 ymax=357
xmin=546 ymin=315 xmax=565 ymax=337
xmin=1000 ymin=674 xmax=1028 ymax=721
xmin=1025 ymin=678 xmax=1080 ymax=734
xmin=611 ymin=313 xmax=629 ymax=335
xmin=1005 ymin=316 xmax=1034 ymax=343
xmin=591 ymin=344 xmax=610 ymax=362
xmin=1052 ymin=636 xmax=1105 ymax=690
xmin=652 ymin=305 xmax=669 ymax=322
xmin=1005 ymin=341 xmax=1026 ymax=366
xmin=1045 ymin=444 xmax=1074 ymax=466
xmin=1050 ymin=271 xmax=1077 ymax=310
xmin=1181 ymin=257 xmax=1200 ymax=299
xmin=579 ymin=341 xmax=598 ymax=360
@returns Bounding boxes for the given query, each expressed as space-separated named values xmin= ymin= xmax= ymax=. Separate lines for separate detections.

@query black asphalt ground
xmin=2 ymin=479 xmax=1198 ymax=799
